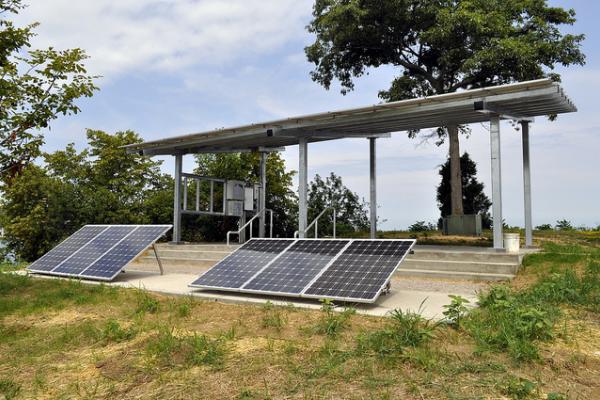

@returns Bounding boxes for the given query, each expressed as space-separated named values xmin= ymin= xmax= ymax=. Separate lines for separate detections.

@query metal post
xmin=490 ymin=116 xmax=504 ymax=250
xmin=259 ymin=152 xmax=267 ymax=238
xmin=196 ymin=179 xmax=200 ymax=212
xmin=172 ymin=154 xmax=182 ymax=243
xmin=183 ymin=176 xmax=188 ymax=211
xmin=369 ymin=137 xmax=377 ymax=239
xmin=521 ymin=121 xmax=533 ymax=247
xmin=298 ymin=138 xmax=308 ymax=238
xmin=153 ymin=244 xmax=164 ymax=275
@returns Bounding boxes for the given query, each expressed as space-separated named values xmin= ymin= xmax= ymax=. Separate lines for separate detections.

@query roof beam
xmin=474 ymin=100 xmax=535 ymax=122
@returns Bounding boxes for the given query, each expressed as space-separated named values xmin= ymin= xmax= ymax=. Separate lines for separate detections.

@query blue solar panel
xmin=189 ymin=238 xmax=415 ymax=304
xmin=303 ymin=240 xmax=415 ymax=302
xmin=189 ymin=239 xmax=294 ymax=289
xmin=27 ymin=225 xmax=171 ymax=281
xmin=242 ymin=240 xmax=349 ymax=295
xmin=27 ymin=226 xmax=107 ymax=273
xmin=79 ymin=225 xmax=172 ymax=280
xmin=53 ymin=226 xmax=135 ymax=275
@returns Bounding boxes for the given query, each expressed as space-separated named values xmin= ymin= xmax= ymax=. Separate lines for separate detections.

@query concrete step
xmin=130 ymin=257 xmax=217 ymax=269
xmin=402 ymin=259 xmax=519 ymax=275
xmin=408 ymin=249 xmax=521 ymax=264
xmin=395 ymin=268 xmax=514 ymax=282
xmin=153 ymin=249 xmax=232 ymax=261
xmin=155 ymin=243 xmax=239 ymax=252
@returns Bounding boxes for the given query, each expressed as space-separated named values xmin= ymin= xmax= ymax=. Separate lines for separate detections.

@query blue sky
xmin=12 ymin=0 xmax=600 ymax=230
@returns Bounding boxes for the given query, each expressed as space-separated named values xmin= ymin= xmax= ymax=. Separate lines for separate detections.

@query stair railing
xmin=294 ymin=207 xmax=336 ymax=239
xmin=227 ymin=208 xmax=273 ymax=246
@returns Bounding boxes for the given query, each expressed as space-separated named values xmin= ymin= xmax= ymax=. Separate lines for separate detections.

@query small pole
xmin=172 ymin=154 xmax=182 ymax=244
xmin=521 ymin=121 xmax=533 ymax=247
xmin=490 ymin=116 xmax=504 ymax=250
xmin=298 ymin=138 xmax=308 ymax=238
xmin=153 ymin=244 xmax=164 ymax=275
xmin=369 ymin=137 xmax=377 ymax=239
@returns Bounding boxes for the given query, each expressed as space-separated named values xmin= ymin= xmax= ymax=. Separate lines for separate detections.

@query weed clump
xmin=135 ymin=289 xmax=160 ymax=315
xmin=146 ymin=327 xmax=227 ymax=368
xmin=101 ymin=319 xmax=136 ymax=343
xmin=261 ymin=301 xmax=287 ymax=331
xmin=356 ymin=307 xmax=438 ymax=358
xmin=313 ymin=299 xmax=355 ymax=337
xmin=0 ymin=378 xmax=21 ymax=400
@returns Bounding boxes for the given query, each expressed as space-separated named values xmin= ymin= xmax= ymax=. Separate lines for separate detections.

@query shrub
xmin=135 ymin=289 xmax=160 ymax=315
xmin=442 ymin=295 xmax=470 ymax=328
xmin=555 ymin=219 xmax=573 ymax=231
xmin=535 ymin=224 xmax=553 ymax=231
xmin=101 ymin=319 xmax=135 ymax=343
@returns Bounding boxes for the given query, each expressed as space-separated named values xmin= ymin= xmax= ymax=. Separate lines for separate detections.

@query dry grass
xmin=1 ymin=233 xmax=600 ymax=399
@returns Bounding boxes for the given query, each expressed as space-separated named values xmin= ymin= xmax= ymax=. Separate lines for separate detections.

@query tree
xmin=0 ymin=0 xmax=98 ymax=182
xmin=306 ymin=0 xmax=585 ymax=219
xmin=555 ymin=219 xmax=573 ymax=231
xmin=0 ymin=130 xmax=172 ymax=260
xmin=194 ymin=152 xmax=298 ymax=240
xmin=437 ymin=153 xmax=491 ymax=228
xmin=307 ymin=172 xmax=369 ymax=236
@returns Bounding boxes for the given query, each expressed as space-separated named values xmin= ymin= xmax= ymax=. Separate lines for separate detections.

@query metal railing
xmin=227 ymin=208 xmax=273 ymax=246
xmin=294 ymin=207 xmax=336 ymax=239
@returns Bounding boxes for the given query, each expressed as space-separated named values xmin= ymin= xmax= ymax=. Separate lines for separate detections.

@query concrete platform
xmin=22 ymin=270 xmax=481 ymax=320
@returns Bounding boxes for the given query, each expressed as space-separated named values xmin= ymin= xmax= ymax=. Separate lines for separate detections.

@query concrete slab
xmin=19 ymin=270 xmax=479 ymax=320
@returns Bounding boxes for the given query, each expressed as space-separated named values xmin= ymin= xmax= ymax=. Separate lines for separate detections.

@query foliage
xmin=437 ymin=152 xmax=491 ymax=227
xmin=408 ymin=221 xmax=437 ymax=232
xmin=357 ymin=307 xmax=438 ymax=357
xmin=535 ymin=224 xmax=553 ymax=231
xmin=0 ymin=130 xmax=172 ymax=260
xmin=194 ymin=152 xmax=297 ymax=240
xmin=500 ymin=376 xmax=537 ymax=400
xmin=306 ymin=0 xmax=585 ymax=99
xmin=307 ymin=172 xmax=369 ymax=236
xmin=443 ymin=295 xmax=470 ymax=328
xmin=0 ymin=0 xmax=98 ymax=181
xmin=0 ymin=378 xmax=20 ymax=400
xmin=555 ymin=219 xmax=573 ymax=231
xmin=313 ymin=299 xmax=356 ymax=337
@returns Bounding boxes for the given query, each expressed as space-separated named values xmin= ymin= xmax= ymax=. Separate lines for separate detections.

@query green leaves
xmin=306 ymin=0 xmax=585 ymax=100
xmin=0 ymin=0 xmax=99 ymax=181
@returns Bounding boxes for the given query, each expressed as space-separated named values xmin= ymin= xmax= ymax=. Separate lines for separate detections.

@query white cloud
xmin=13 ymin=0 xmax=313 ymax=78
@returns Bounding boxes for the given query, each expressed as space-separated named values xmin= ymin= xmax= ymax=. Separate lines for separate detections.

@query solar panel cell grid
xmin=242 ymin=239 xmax=349 ymax=294
xmin=53 ymin=226 xmax=135 ymax=275
xmin=190 ymin=239 xmax=294 ymax=289
xmin=303 ymin=240 xmax=413 ymax=301
xmin=27 ymin=226 xmax=107 ymax=272
xmin=80 ymin=225 xmax=172 ymax=280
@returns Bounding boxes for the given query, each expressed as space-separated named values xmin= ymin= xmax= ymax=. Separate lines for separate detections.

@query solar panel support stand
xmin=152 ymin=244 xmax=164 ymax=275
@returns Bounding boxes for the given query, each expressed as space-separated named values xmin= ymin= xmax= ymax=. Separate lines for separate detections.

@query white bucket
xmin=504 ymin=233 xmax=520 ymax=253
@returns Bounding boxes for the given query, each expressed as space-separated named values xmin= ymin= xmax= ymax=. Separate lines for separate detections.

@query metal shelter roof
xmin=125 ymin=79 xmax=576 ymax=156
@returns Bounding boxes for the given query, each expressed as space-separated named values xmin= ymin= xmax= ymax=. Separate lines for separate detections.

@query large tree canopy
xmin=0 ymin=0 xmax=98 ymax=181
xmin=306 ymin=0 xmax=585 ymax=99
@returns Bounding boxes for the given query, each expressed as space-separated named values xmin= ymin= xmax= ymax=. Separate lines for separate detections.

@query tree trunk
xmin=448 ymin=124 xmax=464 ymax=216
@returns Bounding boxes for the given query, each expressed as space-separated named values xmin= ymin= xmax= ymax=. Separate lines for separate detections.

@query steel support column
xmin=521 ymin=121 xmax=533 ymax=247
xmin=369 ymin=137 xmax=377 ymax=239
xmin=490 ymin=116 xmax=504 ymax=250
xmin=172 ymin=154 xmax=183 ymax=243
xmin=298 ymin=138 xmax=308 ymax=238
xmin=259 ymin=152 xmax=267 ymax=238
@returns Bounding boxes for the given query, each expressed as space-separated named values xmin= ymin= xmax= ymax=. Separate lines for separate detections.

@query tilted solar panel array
xmin=27 ymin=225 xmax=172 ymax=281
xmin=190 ymin=238 xmax=415 ymax=303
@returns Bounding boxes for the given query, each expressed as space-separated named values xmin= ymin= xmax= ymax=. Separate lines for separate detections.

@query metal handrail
xmin=294 ymin=207 xmax=336 ymax=239
xmin=227 ymin=208 xmax=274 ymax=246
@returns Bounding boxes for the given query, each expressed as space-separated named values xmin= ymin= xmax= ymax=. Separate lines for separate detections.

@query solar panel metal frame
xmin=189 ymin=238 xmax=416 ymax=304
xmin=27 ymin=224 xmax=172 ymax=282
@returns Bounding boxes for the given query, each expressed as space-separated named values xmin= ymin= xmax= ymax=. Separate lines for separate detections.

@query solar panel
xmin=242 ymin=239 xmax=349 ymax=295
xmin=79 ymin=225 xmax=172 ymax=281
xmin=303 ymin=240 xmax=415 ymax=302
xmin=27 ymin=225 xmax=108 ymax=273
xmin=27 ymin=224 xmax=172 ymax=281
xmin=189 ymin=239 xmax=295 ymax=290
xmin=189 ymin=238 xmax=415 ymax=304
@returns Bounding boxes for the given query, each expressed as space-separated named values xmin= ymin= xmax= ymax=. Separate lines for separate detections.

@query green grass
xmin=0 ymin=234 xmax=599 ymax=398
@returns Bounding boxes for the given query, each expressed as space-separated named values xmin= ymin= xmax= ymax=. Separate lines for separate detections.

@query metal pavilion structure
xmin=125 ymin=78 xmax=576 ymax=250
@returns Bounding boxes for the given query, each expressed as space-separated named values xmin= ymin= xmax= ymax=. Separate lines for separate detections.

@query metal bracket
xmin=474 ymin=101 xmax=534 ymax=122
xmin=152 ymin=244 xmax=164 ymax=275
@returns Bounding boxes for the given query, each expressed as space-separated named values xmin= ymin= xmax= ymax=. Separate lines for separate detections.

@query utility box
xmin=443 ymin=214 xmax=482 ymax=236
xmin=225 ymin=180 xmax=245 ymax=217
xmin=244 ymin=187 xmax=254 ymax=211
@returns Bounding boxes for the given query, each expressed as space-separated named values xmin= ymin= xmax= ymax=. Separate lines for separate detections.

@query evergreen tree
xmin=437 ymin=153 xmax=491 ymax=228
